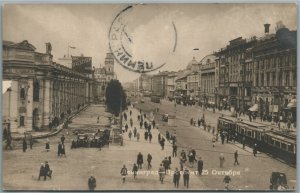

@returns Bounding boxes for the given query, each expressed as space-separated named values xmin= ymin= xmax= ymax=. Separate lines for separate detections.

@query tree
xmin=105 ymin=80 xmax=127 ymax=116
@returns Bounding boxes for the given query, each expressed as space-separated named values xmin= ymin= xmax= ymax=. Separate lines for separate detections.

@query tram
xmin=217 ymin=116 xmax=296 ymax=164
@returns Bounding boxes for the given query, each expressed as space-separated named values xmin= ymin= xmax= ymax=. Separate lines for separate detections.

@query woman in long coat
xmin=22 ymin=138 xmax=27 ymax=152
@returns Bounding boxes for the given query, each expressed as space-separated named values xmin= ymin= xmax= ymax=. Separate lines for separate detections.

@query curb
xmin=12 ymin=105 xmax=90 ymax=141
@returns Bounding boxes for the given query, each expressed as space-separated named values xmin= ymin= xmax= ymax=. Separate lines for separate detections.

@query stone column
xmin=9 ymin=80 xmax=19 ymax=133
xmin=43 ymin=79 xmax=51 ymax=127
xmin=26 ymin=79 xmax=33 ymax=131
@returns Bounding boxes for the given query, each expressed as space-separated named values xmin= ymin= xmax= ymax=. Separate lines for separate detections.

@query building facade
xmin=3 ymin=40 xmax=94 ymax=133
xmin=251 ymin=25 xmax=297 ymax=122
xmin=187 ymin=71 xmax=200 ymax=98
xmin=166 ymin=72 xmax=177 ymax=98
xmin=200 ymin=54 xmax=217 ymax=107
xmin=151 ymin=71 xmax=169 ymax=97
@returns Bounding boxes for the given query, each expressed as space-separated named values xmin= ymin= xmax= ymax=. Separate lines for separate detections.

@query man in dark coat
xmin=57 ymin=142 xmax=63 ymax=156
xmin=162 ymin=157 xmax=169 ymax=174
xmin=88 ymin=176 xmax=96 ymax=191
xmin=125 ymin=124 xmax=128 ymax=132
xmin=144 ymin=131 xmax=148 ymax=141
xmin=44 ymin=161 xmax=52 ymax=179
xmin=137 ymin=152 xmax=143 ymax=169
xmin=22 ymin=138 xmax=27 ymax=152
xmin=173 ymin=168 xmax=180 ymax=188
xmin=147 ymin=153 xmax=152 ymax=169
xmin=172 ymin=144 xmax=177 ymax=157
xmin=5 ymin=136 xmax=13 ymax=150
xmin=148 ymin=132 xmax=152 ymax=143
xmin=234 ymin=150 xmax=239 ymax=166
xmin=160 ymin=137 xmax=165 ymax=150
xmin=183 ymin=168 xmax=190 ymax=189
xmin=197 ymin=157 xmax=203 ymax=175
xmin=132 ymin=163 xmax=138 ymax=179
xmin=38 ymin=163 xmax=46 ymax=180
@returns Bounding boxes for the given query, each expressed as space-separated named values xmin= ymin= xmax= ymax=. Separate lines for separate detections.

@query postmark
xmin=109 ymin=5 xmax=177 ymax=73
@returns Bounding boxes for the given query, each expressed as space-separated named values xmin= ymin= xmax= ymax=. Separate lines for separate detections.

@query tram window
xmin=275 ymin=140 xmax=280 ymax=148
xmin=281 ymin=143 xmax=287 ymax=150
xmin=288 ymin=144 xmax=294 ymax=153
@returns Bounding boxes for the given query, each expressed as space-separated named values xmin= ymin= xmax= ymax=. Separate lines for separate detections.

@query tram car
xmin=217 ymin=116 xmax=296 ymax=164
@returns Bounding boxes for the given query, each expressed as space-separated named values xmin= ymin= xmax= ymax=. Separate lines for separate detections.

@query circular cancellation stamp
xmin=109 ymin=5 xmax=177 ymax=73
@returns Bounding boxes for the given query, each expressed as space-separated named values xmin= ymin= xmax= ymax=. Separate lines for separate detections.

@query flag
xmin=69 ymin=46 xmax=76 ymax=49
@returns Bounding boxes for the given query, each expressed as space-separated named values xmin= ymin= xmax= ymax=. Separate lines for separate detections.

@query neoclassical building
xmin=3 ymin=40 xmax=95 ymax=133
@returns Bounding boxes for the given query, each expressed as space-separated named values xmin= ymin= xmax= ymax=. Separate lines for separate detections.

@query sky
xmin=3 ymin=3 xmax=297 ymax=83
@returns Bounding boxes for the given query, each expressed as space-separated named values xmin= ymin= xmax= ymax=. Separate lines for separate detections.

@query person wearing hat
xmin=120 ymin=165 xmax=128 ymax=183
xmin=88 ymin=176 xmax=96 ymax=191
xmin=45 ymin=161 xmax=52 ymax=179
xmin=38 ymin=163 xmax=46 ymax=181
xmin=173 ymin=168 xmax=181 ymax=188
xmin=197 ymin=157 xmax=204 ymax=175
xmin=183 ymin=167 xmax=190 ymax=189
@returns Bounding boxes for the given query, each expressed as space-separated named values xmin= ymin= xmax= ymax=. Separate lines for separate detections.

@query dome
xmin=186 ymin=57 xmax=199 ymax=71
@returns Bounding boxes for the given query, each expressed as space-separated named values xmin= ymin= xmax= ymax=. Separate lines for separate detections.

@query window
xmin=275 ymin=140 xmax=281 ymax=148
xmin=272 ymin=73 xmax=276 ymax=86
xmin=33 ymin=81 xmax=39 ymax=102
xmin=20 ymin=88 xmax=25 ymax=99
xmin=288 ymin=144 xmax=294 ymax=153
xmin=286 ymin=73 xmax=290 ymax=86
xmin=281 ymin=143 xmax=287 ymax=151
xmin=20 ymin=116 xmax=25 ymax=126
xmin=261 ymin=73 xmax=264 ymax=86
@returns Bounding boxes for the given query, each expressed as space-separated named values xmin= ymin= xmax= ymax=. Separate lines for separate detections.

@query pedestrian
xmin=144 ymin=131 xmax=148 ymax=141
xmin=242 ymin=137 xmax=246 ymax=149
xmin=183 ymin=167 xmax=190 ymax=189
xmin=212 ymin=135 xmax=216 ymax=147
xmin=198 ymin=119 xmax=201 ymax=127
xmin=172 ymin=144 xmax=177 ymax=157
xmin=190 ymin=118 xmax=193 ymax=126
xmin=219 ymin=153 xmax=225 ymax=168
xmin=61 ymin=143 xmax=66 ymax=156
xmin=97 ymin=116 xmax=99 ymax=123
xmin=125 ymin=124 xmax=128 ymax=132
xmin=130 ymin=110 xmax=132 ymax=116
xmin=120 ymin=165 xmax=128 ymax=183
xmin=137 ymin=152 xmax=143 ymax=169
xmin=158 ymin=133 xmax=161 ymax=143
xmin=148 ymin=132 xmax=152 ymax=143
xmin=128 ymin=130 xmax=132 ymax=140
xmin=166 ymin=131 xmax=170 ymax=141
xmin=5 ymin=136 xmax=13 ymax=150
xmin=140 ymin=121 xmax=143 ymax=129
xmin=173 ymin=168 xmax=180 ymax=188
xmin=163 ymin=157 xmax=170 ymax=174
xmin=180 ymin=150 xmax=187 ymax=163
xmin=152 ymin=120 xmax=156 ymax=128
xmin=45 ymin=138 xmax=50 ymax=152
xmin=253 ymin=143 xmax=258 ymax=157
xmin=61 ymin=134 xmax=65 ymax=144
xmin=160 ymin=137 xmax=165 ymax=150
xmin=88 ymin=176 xmax=96 ymax=191
xmin=137 ymin=115 xmax=140 ymax=121
xmin=22 ymin=138 xmax=27 ymax=152
xmin=158 ymin=164 xmax=165 ymax=184
xmin=57 ymin=142 xmax=62 ymax=157
xmin=180 ymin=158 xmax=184 ymax=171
xmin=38 ymin=163 xmax=46 ymax=181
xmin=132 ymin=163 xmax=138 ymax=179
xmin=136 ymin=132 xmax=140 ymax=141
xmin=44 ymin=161 xmax=52 ymax=179
xmin=223 ymin=175 xmax=231 ymax=190
xmin=197 ymin=157 xmax=203 ymax=175
xmin=234 ymin=150 xmax=239 ymax=166
xmin=133 ymin=127 xmax=137 ymax=137
xmin=147 ymin=153 xmax=152 ymax=169
xmin=130 ymin=118 xmax=133 ymax=128
xmin=29 ymin=134 xmax=33 ymax=149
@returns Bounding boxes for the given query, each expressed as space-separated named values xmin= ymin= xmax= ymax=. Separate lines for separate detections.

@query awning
xmin=249 ymin=104 xmax=258 ymax=112
xmin=287 ymin=99 xmax=296 ymax=108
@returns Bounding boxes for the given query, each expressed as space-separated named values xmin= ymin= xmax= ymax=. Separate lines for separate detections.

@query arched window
xmin=20 ymin=88 xmax=25 ymax=100
xmin=33 ymin=81 xmax=40 ymax=102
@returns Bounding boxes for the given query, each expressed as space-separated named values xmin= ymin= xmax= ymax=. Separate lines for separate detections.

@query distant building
xmin=93 ymin=53 xmax=116 ymax=99
xmin=187 ymin=71 xmax=200 ymax=98
xmin=151 ymin=71 xmax=169 ymax=97
xmin=166 ymin=72 xmax=177 ymax=98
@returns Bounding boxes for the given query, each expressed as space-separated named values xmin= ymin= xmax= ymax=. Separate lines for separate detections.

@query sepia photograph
xmin=2 ymin=3 xmax=297 ymax=191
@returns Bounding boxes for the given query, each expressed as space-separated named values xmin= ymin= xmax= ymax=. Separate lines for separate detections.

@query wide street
xmin=133 ymin=97 xmax=297 ymax=190
xmin=3 ymin=104 xmax=203 ymax=191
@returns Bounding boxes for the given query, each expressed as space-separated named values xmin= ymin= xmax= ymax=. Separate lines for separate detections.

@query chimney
xmin=264 ymin=24 xmax=270 ymax=34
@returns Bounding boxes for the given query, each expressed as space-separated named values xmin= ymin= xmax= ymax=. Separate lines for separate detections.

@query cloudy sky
xmin=3 ymin=4 xmax=297 ymax=83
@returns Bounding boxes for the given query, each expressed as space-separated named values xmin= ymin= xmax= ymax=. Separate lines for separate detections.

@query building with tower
xmin=94 ymin=53 xmax=116 ymax=100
